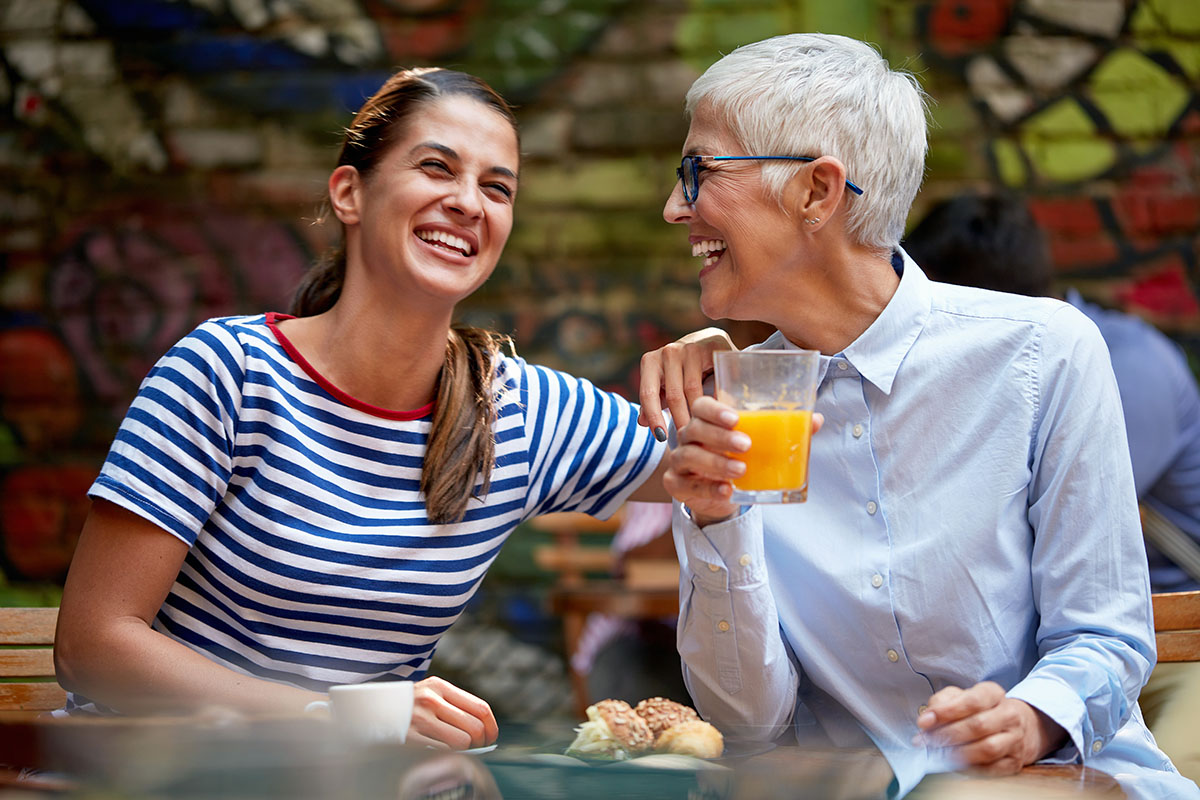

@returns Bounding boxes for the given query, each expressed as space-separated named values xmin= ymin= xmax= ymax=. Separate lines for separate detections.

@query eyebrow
xmin=413 ymin=141 xmax=518 ymax=181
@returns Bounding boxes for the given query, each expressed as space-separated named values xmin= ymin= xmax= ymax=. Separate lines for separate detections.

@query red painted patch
xmin=927 ymin=0 xmax=1013 ymax=58
xmin=1113 ymin=191 xmax=1200 ymax=237
xmin=0 ymin=465 xmax=95 ymax=580
xmin=1028 ymin=197 xmax=1104 ymax=236
xmin=1115 ymin=260 xmax=1200 ymax=319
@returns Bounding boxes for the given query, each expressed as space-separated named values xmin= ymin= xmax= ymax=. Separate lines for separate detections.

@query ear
xmin=329 ymin=165 xmax=362 ymax=225
xmin=789 ymin=156 xmax=848 ymax=228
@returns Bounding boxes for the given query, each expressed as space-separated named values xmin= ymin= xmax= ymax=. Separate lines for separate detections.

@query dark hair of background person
xmin=290 ymin=68 xmax=520 ymax=524
xmin=903 ymin=194 xmax=1055 ymax=298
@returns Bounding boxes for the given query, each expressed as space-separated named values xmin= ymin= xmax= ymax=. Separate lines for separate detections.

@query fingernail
xmin=719 ymin=410 xmax=739 ymax=427
xmin=727 ymin=461 xmax=746 ymax=477
xmin=917 ymin=711 xmax=936 ymax=727
xmin=731 ymin=433 xmax=751 ymax=451
xmin=654 ymin=426 xmax=667 ymax=442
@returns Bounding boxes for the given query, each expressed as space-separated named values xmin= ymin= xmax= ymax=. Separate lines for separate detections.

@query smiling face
xmin=335 ymin=94 xmax=519 ymax=310
xmin=664 ymin=101 xmax=807 ymax=323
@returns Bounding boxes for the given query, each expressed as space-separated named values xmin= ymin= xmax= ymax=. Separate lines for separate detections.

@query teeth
xmin=691 ymin=238 xmax=726 ymax=258
xmin=416 ymin=230 xmax=473 ymax=256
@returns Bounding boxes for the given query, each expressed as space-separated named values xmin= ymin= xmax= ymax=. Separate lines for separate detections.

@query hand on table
xmin=915 ymin=681 xmax=1067 ymax=775
xmin=406 ymin=676 xmax=499 ymax=750
xmin=665 ymin=396 xmax=823 ymax=528
xmin=638 ymin=327 xmax=736 ymax=437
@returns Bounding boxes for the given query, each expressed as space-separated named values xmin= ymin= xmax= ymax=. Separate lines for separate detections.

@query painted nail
xmin=654 ymin=426 xmax=667 ymax=442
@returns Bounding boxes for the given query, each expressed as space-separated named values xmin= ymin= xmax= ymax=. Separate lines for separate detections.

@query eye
xmin=484 ymin=182 xmax=514 ymax=200
xmin=420 ymin=159 xmax=452 ymax=174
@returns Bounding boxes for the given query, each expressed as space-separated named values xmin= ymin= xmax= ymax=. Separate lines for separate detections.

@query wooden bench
xmin=529 ymin=511 xmax=680 ymax=717
xmin=0 ymin=607 xmax=65 ymax=716
xmin=1152 ymin=590 xmax=1200 ymax=663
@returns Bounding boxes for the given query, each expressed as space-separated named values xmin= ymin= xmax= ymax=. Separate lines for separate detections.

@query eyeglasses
xmin=675 ymin=155 xmax=865 ymax=203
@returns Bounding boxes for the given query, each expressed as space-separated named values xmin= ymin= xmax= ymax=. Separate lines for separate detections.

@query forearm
xmin=673 ymin=505 xmax=797 ymax=741
xmin=55 ymin=615 xmax=322 ymax=715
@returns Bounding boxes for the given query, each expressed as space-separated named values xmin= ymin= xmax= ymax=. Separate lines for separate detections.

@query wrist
xmin=684 ymin=504 xmax=746 ymax=528
xmin=1025 ymin=703 xmax=1068 ymax=764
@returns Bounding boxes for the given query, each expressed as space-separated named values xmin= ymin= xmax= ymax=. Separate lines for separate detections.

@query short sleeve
xmin=518 ymin=362 xmax=664 ymax=520
xmin=88 ymin=320 xmax=246 ymax=546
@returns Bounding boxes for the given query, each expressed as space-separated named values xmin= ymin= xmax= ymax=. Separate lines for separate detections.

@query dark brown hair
xmin=290 ymin=68 xmax=519 ymax=523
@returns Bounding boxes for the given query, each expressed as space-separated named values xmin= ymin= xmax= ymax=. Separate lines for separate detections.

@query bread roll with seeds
xmin=633 ymin=696 xmax=700 ymax=740
xmin=654 ymin=719 xmax=724 ymax=759
xmin=564 ymin=699 xmax=654 ymax=760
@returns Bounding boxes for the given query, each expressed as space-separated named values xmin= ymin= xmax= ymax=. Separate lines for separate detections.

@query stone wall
xmin=0 ymin=0 xmax=1197 ymax=592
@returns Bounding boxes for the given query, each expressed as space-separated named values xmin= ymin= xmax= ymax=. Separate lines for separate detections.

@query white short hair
xmin=685 ymin=33 xmax=928 ymax=251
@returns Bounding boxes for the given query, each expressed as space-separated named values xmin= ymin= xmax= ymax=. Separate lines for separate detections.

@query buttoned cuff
xmin=674 ymin=503 xmax=767 ymax=590
xmin=1007 ymin=675 xmax=1087 ymax=764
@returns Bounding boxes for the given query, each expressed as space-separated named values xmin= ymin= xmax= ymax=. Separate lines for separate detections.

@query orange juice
xmin=730 ymin=409 xmax=812 ymax=491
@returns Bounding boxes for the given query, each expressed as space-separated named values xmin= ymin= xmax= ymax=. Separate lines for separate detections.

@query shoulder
xmin=928 ymin=284 xmax=1103 ymax=348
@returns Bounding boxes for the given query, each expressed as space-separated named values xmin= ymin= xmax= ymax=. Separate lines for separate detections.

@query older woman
xmin=638 ymin=34 xmax=1197 ymax=799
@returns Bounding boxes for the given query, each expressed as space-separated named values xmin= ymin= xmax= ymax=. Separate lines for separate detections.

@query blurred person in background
xmin=904 ymin=191 xmax=1200 ymax=785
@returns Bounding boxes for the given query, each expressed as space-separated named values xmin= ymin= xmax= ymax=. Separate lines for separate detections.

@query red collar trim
xmin=265 ymin=312 xmax=435 ymax=421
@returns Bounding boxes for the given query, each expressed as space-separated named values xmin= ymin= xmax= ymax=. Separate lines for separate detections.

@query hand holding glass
xmin=713 ymin=349 xmax=819 ymax=503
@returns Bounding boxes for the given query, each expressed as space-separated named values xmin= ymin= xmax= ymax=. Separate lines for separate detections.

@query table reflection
xmin=0 ymin=711 xmax=1125 ymax=800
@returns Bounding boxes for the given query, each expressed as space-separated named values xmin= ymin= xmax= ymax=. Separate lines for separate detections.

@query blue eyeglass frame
xmin=676 ymin=155 xmax=865 ymax=203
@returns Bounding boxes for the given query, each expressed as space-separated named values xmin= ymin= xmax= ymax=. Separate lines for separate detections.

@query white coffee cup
xmin=307 ymin=681 xmax=415 ymax=745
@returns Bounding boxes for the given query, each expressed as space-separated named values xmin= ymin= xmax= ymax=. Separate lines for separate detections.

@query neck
xmin=283 ymin=279 xmax=453 ymax=412
xmin=774 ymin=240 xmax=899 ymax=355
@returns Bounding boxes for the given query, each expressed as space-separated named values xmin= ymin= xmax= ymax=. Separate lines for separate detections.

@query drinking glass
xmin=713 ymin=349 xmax=819 ymax=504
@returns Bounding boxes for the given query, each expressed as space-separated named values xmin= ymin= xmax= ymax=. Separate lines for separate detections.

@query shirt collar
xmin=757 ymin=248 xmax=932 ymax=395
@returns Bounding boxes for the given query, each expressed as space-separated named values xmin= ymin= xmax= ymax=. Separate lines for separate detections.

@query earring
xmin=805 ymin=217 xmax=820 ymax=225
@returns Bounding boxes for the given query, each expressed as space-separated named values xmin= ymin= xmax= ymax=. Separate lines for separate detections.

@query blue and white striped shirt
xmin=76 ymin=313 xmax=662 ymax=707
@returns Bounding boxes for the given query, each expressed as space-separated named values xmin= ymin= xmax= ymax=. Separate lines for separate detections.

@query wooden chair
xmin=0 ymin=607 xmax=66 ymax=716
xmin=530 ymin=511 xmax=680 ymax=717
xmin=1152 ymin=590 xmax=1200 ymax=662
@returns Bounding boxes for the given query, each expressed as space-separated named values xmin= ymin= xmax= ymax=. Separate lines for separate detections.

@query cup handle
xmin=304 ymin=699 xmax=331 ymax=714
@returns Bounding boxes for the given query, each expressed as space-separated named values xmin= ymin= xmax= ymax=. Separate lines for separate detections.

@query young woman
xmin=53 ymin=67 xmax=667 ymax=750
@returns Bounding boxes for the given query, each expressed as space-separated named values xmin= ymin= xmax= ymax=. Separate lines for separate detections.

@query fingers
xmin=637 ymin=330 xmax=736 ymax=438
xmin=918 ymin=681 xmax=1005 ymax=732
xmin=409 ymin=677 xmax=499 ymax=750
xmin=638 ymin=350 xmax=668 ymax=441
xmin=915 ymin=683 xmax=1034 ymax=774
xmin=663 ymin=397 xmax=747 ymax=524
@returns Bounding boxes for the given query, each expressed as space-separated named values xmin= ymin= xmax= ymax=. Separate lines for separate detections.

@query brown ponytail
xmin=289 ymin=243 xmax=345 ymax=317
xmin=422 ymin=326 xmax=511 ymax=523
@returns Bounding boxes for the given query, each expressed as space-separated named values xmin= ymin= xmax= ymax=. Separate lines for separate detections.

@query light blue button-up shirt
xmin=673 ymin=253 xmax=1198 ymax=798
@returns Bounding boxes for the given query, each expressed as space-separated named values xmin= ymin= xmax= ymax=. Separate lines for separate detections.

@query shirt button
xmin=871 ymin=573 xmax=883 ymax=588
xmin=887 ymin=649 xmax=899 ymax=662
xmin=738 ymin=554 xmax=751 ymax=567
xmin=708 ymin=563 xmax=720 ymax=572
xmin=852 ymin=423 xmax=864 ymax=438
xmin=917 ymin=704 xmax=928 ymax=715
xmin=1092 ymin=740 xmax=1103 ymax=754
xmin=866 ymin=501 xmax=878 ymax=515
xmin=717 ymin=620 xmax=731 ymax=632
xmin=837 ymin=361 xmax=848 ymax=371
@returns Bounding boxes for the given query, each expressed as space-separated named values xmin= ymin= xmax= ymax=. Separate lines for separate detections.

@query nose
xmin=447 ymin=181 xmax=484 ymax=220
xmin=663 ymin=179 xmax=692 ymax=225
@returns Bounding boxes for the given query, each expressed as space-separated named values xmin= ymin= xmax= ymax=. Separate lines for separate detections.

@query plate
xmin=714 ymin=739 xmax=777 ymax=762
xmin=622 ymin=754 xmax=728 ymax=771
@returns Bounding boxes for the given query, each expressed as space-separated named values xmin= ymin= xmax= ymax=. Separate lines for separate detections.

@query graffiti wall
xmin=0 ymin=0 xmax=1197 ymax=596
